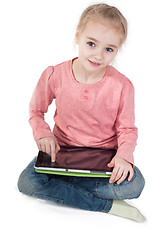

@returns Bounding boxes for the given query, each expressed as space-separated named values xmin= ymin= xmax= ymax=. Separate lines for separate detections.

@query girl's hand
xmin=36 ymin=136 xmax=60 ymax=162
xmin=107 ymin=157 xmax=134 ymax=184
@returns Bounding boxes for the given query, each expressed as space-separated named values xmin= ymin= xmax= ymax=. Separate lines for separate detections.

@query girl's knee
xmin=17 ymin=158 xmax=46 ymax=196
xmin=132 ymin=166 xmax=145 ymax=198
xmin=17 ymin=167 xmax=36 ymax=196
xmin=113 ymin=166 xmax=145 ymax=200
xmin=122 ymin=166 xmax=145 ymax=199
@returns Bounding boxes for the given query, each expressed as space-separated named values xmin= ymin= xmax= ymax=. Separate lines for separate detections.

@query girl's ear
xmin=75 ymin=26 xmax=80 ymax=44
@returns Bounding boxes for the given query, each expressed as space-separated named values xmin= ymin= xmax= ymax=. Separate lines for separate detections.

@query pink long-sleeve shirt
xmin=29 ymin=58 xmax=138 ymax=165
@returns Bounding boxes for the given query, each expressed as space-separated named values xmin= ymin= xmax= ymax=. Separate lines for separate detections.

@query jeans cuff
xmin=101 ymin=199 xmax=113 ymax=213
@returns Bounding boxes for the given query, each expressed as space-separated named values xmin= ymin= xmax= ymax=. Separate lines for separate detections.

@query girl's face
xmin=75 ymin=19 xmax=123 ymax=74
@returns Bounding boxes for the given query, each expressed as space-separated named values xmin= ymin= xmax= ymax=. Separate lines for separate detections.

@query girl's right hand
xmin=36 ymin=136 xmax=60 ymax=162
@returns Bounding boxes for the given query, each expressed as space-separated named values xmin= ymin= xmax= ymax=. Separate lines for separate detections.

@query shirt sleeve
xmin=114 ymin=80 xmax=138 ymax=165
xmin=29 ymin=66 xmax=55 ymax=141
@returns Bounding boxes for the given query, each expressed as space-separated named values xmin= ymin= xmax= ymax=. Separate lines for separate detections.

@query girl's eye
xmin=106 ymin=47 xmax=113 ymax=52
xmin=87 ymin=42 xmax=96 ymax=47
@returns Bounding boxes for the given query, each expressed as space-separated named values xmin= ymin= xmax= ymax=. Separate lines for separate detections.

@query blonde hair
xmin=78 ymin=3 xmax=128 ymax=44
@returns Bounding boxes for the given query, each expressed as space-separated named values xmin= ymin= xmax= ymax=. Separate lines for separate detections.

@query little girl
xmin=18 ymin=3 xmax=145 ymax=222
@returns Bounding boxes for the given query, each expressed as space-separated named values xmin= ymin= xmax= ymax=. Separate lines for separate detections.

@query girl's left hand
xmin=107 ymin=157 xmax=134 ymax=184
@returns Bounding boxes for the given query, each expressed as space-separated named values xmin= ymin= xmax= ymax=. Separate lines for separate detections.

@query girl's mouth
xmin=88 ymin=59 xmax=102 ymax=67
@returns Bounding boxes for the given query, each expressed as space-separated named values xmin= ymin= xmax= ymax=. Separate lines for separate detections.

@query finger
xmin=107 ymin=158 xmax=115 ymax=168
xmin=51 ymin=144 xmax=56 ymax=162
xmin=117 ymin=170 xmax=128 ymax=184
xmin=113 ymin=168 xmax=124 ymax=183
xmin=109 ymin=166 xmax=119 ymax=183
xmin=128 ymin=168 xmax=134 ymax=181
xmin=41 ymin=144 xmax=46 ymax=153
xmin=45 ymin=144 xmax=51 ymax=155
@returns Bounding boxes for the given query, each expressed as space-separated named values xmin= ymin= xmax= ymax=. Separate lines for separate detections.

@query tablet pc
xmin=34 ymin=146 xmax=117 ymax=178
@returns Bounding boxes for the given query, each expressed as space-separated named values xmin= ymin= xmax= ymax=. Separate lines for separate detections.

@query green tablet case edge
xmin=35 ymin=169 xmax=111 ymax=178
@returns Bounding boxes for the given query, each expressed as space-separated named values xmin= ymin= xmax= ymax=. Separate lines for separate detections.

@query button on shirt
xmin=29 ymin=59 xmax=138 ymax=165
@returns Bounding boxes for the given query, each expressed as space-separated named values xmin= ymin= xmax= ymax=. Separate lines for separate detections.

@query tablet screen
xmin=35 ymin=146 xmax=116 ymax=172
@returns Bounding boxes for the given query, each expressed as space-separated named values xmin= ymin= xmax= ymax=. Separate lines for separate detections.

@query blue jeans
xmin=17 ymin=157 xmax=145 ymax=213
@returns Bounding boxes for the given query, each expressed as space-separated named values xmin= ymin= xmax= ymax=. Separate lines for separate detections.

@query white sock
xmin=108 ymin=200 xmax=146 ymax=222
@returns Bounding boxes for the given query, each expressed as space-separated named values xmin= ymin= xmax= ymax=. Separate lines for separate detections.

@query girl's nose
xmin=94 ymin=52 xmax=103 ymax=61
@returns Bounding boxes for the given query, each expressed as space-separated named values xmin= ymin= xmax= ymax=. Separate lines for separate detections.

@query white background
xmin=1 ymin=0 xmax=159 ymax=239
